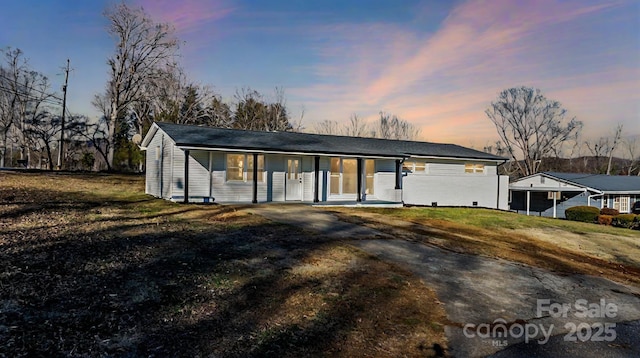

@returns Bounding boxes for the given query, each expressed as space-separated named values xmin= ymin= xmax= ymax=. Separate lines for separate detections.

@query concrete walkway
xmin=249 ymin=204 xmax=640 ymax=357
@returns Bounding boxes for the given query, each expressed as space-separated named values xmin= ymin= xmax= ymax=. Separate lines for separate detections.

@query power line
xmin=0 ymin=73 xmax=63 ymax=101
xmin=0 ymin=85 xmax=62 ymax=106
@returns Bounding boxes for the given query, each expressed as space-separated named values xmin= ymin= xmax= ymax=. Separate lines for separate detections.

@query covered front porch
xmin=509 ymin=187 xmax=588 ymax=218
xmin=178 ymin=148 xmax=406 ymax=205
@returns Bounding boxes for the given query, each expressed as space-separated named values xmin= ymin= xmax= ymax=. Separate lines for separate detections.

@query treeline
xmin=0 ymin=47 xmax=94 ymax=170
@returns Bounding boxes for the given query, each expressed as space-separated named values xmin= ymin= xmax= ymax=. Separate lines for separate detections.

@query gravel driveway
xmin=251 ymin=204 xmax=640 ymax=357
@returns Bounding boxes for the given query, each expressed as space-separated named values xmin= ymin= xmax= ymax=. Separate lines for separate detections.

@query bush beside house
xmin=565 ymin=205 xmax=639 ymax=229
xmin=612 ymin=214 xmax=639 ymax=229
xmin=565 ymin=206 xmax=600 ymax=223
xmin=600 ymin=207 xmax=620 ymax=216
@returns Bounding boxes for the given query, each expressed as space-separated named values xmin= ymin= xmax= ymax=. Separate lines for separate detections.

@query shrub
xmin=597 ymin=215 xmax=613 ymax=226
xmin=612 ymin=214 xmax=639 ymax=228
xmin=600 ymin=207 xmax=620 ymax=216
xmin=565 ymin=206 xmax=600 ymax=223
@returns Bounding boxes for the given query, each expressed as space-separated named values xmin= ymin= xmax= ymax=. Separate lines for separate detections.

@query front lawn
xmin=0 ymin=172 xmax=448 ymax=357
xmin=329 ymin=207 xmax=640 ymax=288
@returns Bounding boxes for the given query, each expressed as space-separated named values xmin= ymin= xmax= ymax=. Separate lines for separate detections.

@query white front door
xmin=286 ymin=158 xmax=302 ymax=201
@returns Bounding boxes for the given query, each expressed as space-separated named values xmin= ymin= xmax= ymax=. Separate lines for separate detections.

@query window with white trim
xmin=329 ymin=157 xmax=373 ymax=195
xmin=614 ymin=196 xmax=630 ymax=213
xmin=226 ymin=154 xmax=264 ymax=182
xmin=365 ymin=159 xmax=375 ymax=195
xmin=402 ymin=161 xmax=427 ymax=173
xmin=465 ymin=163 xmax=485 ymax=173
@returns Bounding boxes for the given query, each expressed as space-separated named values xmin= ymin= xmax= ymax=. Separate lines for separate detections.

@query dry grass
xmin=0 ymin=171 xmax=447 ymax=357
xmin=328 ymin=207 xmax=640 ymax=288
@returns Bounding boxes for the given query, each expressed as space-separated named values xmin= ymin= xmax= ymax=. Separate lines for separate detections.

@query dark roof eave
xmin=174 ymin=143 xmax=407 ymax=158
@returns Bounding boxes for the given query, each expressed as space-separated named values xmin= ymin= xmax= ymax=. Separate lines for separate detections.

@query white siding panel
xmin=498 ymin=175 xmax=509 ymax=210
xmin=145 ymin=133 xmax=162 ymax=197
xmin=272 ymin=172 xmax=286 ymax=201
xmin=161 ymin=138 xmax=173 ymax=199
xmin=268 ymin=154 xmax=286 ymax=202
xmin=428 ymin=162 xmax=464 ymax=175
xmin=303 ymin=172 xmax=314 ymax=201
xmin=404 ymin=174 xmax=504 ymax=208
xmin=188 ymin=150 xmax=211 ymax=198
xmin=171 ymin=146 xmax=185 ymax=198
xmin=301 ymin=157 xmax=314 ymax=202
xmin=375 ymin=172 xmax=400 ymax=202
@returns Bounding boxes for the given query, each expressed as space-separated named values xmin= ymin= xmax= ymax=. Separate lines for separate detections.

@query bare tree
xmin=622 ymin=136 xmax=639 ymax=176
xmin=485 ymin=86 xmax=582 ymax=177
xmin=73 ymin=116 xmax=111 ymax=171
xmin=606 ymin=124 xmax=623 ymax=175
xmin=292 ymin=105 xmax=305 ymax=132
xmin=372 ymin=111 xmax=420 ymax=140
xmin=343 ymin=113 xmax=369 ymax=137
xmin=99 ymin=2 xmax=178 ymax=169
xmin=313 ymin=120 xmax=342 ymax=135
xmin=0 ymin=47 xmax=57 ymax=167
xmin=585 ymin=137 xmax=613 ymax=174
xmin=0 ymin=57 xmax=17 ymax=167
xmin=313 ymin=111 xmax=419 ymax=140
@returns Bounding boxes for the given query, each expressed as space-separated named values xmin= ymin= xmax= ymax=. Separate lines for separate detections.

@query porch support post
xmin=357 ymin=157 xmax=363 ymax=202
xmin=183 ymin=149 xmax=190 ymax=203
xmin=526 ymin=190 xmax=530 ymax=216
xmin=252 ymin=153 xmax=258 ymax=204
xmin=553 ymin=192 xmax=557 ymax=218
xmin=314 ymin=156 xmax=320 ymax=203
xmin=395 ymin=159 xmax=402 ymax=189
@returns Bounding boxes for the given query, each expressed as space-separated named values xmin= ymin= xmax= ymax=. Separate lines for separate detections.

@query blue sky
xmin=1 ymin=0 xmax=638 ymax=147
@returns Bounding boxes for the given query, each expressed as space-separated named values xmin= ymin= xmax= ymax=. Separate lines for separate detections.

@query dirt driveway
xmin=250 ymin=204 xmax=640 ymax=357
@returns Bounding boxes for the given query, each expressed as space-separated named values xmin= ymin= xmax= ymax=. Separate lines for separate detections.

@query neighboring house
xmin=140 ymin=122 xmax=509 ymax=208
xmin=509 ymin=172 xmax=640 ymax=218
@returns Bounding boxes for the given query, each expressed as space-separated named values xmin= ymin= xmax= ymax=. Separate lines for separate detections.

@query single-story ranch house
xmin=509 ymin=172 xmax=640 ymax=218
xmin=141 ymin=122 xmax=509 ymax=208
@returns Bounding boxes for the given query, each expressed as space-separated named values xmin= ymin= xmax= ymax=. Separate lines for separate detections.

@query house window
xmin=614 ymin=196 xmax=630 ymax=213
xmin=403 ymin=161 xmax=426 ymax=173
xmin=342 ymin=159 xmax=357 ymax=194
xmin=226 ymin=154 xmax=264 ymax=182
xmin=329 ymin=157 xmax=372 ymax=195
xmin=365 ymin=159 xmax=375 ymax=195
xmin=330 ymin=158 xmax=340 ymax=195
xmin=247 ymin=155 xmax=265 ymax=182
xmin=465 ymin=163 xmax=485 ymax=173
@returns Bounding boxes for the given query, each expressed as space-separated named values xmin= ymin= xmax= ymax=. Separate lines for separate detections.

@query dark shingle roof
xmin=544 ymin=172 xmax=640 ymax=192
xmin=152 ymin=122 xmax=505 ymax=161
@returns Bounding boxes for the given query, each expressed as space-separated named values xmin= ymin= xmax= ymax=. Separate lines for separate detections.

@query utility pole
xmin=57 ymin=59 xmax=70 ymax=170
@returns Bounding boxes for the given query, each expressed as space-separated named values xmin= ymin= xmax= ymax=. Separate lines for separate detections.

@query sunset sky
xmin=1 ymin=0 xmax=638 ymax=147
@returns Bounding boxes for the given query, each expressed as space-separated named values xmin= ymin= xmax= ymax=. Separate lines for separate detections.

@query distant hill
xmin=501 ymin=156 xmax=638 ymax=179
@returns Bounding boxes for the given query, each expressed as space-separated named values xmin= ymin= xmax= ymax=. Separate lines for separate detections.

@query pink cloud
xmin=296 ymin=0 xmax=638 ymax=146
xmin=134 ymin=0 xmax=235 ymax=34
